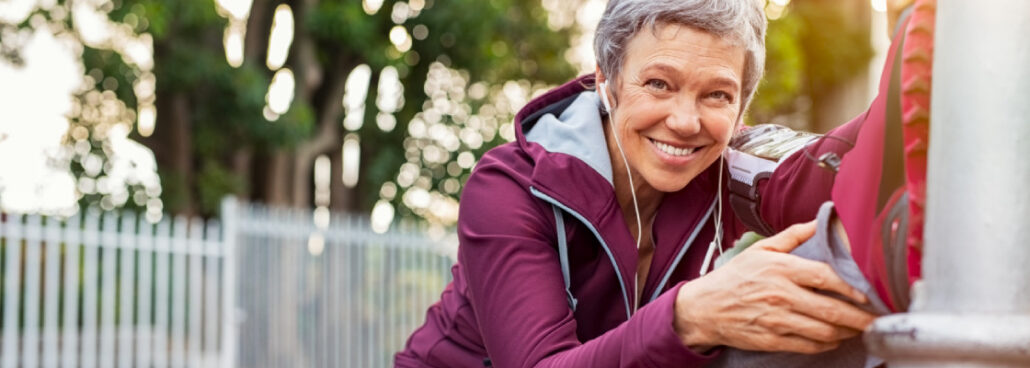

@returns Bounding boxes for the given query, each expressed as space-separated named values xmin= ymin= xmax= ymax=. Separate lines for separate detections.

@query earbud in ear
xmin=599 ymin=81 xmax=613 ymax=114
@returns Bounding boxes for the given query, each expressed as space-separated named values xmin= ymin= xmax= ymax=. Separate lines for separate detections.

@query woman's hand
xmin=673 ymin=221 xmax=876 ymax=354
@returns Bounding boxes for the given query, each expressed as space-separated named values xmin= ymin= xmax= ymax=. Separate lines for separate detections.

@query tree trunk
xmin=232 ymin=147 xmax=254 ymax=199
xmin=265 ymin=150 xmax=293 ymax=206
xmin=289 ymin=60 xmax=357 ymax=207
xmin=289 ymin=0 xmax=323 ymax=101
xmin=144 ymin=92 xmax=195 ymax=216
xmin=245 ymin=0 xmax=273 ymax=66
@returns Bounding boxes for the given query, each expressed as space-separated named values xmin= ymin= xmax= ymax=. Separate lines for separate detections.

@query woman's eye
xmin=645 ymin=79 xmax=668 ymax=90
xmin=708 ymin=91 xmax=734 ymax=102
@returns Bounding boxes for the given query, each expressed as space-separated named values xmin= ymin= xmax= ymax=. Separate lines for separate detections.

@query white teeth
xmin=652 ymin=140 xmax=695 ymax=157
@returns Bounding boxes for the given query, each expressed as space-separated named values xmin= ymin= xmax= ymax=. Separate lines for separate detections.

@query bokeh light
xmin=370 ymin=199 xmax=395 ymax=234
xmin=389 ymin=25 xmax=412 ymax=53
xmin=342 ymin=134 xmax=361 ymax=188
xmin=342 ymin=64 xmax=372 ymax=131
xmin=266 ymin=4 xmax=294 ymax=70
xmin=215 ymin=0 xmax=254 ymax=20
xmin=0 ymin=0 xmax=162 ymax=218
xmin=265 ymin=68 xmax=295 ymax=118
xmin=363 ymin=0 xmax=384 ymax=15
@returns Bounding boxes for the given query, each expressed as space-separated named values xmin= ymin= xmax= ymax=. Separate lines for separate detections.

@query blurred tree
xmin=2 ymin=0 xmax=575 ymax=220
xmin=749 ymin=0 xmax=874 ymax=132
xmin=123 ymin=0 xmax=574 ymax=220
xmin=4 ymin=0 xmax=871 ymax=225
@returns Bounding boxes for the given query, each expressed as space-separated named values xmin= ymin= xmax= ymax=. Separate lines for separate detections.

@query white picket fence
xmin=0 ymin=198 xmax=456 ymax=367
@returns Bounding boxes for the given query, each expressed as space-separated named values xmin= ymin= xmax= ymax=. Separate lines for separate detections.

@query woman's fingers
xmin=747 ymin=219 xmax=870 ymax=304
xmin=752 ymin=220 xmax=817 ymax=253
xmin=759 ymin=311 xmax=863 ymax=343
xmin=787 ymin=284 xmax=877 ymax=331
xmin=786 ymin=256 xmax=869 ymax=304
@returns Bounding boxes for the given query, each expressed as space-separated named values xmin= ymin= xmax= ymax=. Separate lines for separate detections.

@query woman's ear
xmin=595 ymin=66 xmax=615 ymax=114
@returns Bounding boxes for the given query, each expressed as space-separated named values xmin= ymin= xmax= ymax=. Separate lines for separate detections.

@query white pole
xmin=866 ymin=0 xmax=1030 ymax=366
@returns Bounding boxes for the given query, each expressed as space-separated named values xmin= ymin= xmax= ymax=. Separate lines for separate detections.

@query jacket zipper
xmin=530 ymin=186 xmax=633 ymax=319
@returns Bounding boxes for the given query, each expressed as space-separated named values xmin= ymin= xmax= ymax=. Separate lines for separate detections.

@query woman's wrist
xmin=673 ymin=281 xmax=717 ymax=352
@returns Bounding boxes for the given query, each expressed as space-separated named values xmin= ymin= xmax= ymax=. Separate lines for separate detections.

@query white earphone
xmin=599 ymin=80 xmax=644 ymax=313
xmin=598 ymin=78 xmax=726 ymax=312
xmin=700 ymin=155 xmax=725 ymax=277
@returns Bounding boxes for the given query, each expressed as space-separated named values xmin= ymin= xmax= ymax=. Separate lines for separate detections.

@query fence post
xmin=865 ymin=1 xmax=1030 ymax=366
xmin=220 ymin=197 xmax=239 ymax=368
xmin=1 ymin=214 xmax=24 ymax=368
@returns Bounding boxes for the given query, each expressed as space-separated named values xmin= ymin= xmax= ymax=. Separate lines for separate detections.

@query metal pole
xmin=866 ymin=1 xmax=1030 ymax=366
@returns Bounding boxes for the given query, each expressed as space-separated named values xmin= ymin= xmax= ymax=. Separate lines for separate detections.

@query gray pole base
xmin=865 ymin=313 xmax=1030 ymax=367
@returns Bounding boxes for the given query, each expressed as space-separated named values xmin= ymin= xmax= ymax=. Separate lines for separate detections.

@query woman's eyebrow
xmin=640 ymin=62 xmax=681 ymax=75
xmin=709 ymin=77 xmax=741 ymax=92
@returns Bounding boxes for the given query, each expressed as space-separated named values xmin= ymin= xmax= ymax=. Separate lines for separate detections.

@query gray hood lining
xmin=523 ymin=91 xmax=614 ymax=186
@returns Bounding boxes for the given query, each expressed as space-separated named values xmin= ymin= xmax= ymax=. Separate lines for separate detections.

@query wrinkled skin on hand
xmin=673 ymin=222 xmax=876 ymax=354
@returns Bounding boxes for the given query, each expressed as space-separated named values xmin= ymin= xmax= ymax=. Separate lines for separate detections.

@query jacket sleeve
xmin=458 ymin=156 xmax=717 ymax=368
xmin=754 ymin=116 xmax=864 ymax=233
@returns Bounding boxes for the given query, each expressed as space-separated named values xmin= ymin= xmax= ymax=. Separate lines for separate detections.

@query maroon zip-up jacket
xmin=394 ymin=72 xmax=868 ymax=367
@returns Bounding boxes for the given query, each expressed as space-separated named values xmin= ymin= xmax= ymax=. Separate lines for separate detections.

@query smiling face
xmin=600 ymin=23 xmax=746 ymax=193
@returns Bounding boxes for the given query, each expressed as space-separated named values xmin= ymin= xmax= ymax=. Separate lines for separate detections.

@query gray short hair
xmin=594 ymin=0 xmax=767 ymax=117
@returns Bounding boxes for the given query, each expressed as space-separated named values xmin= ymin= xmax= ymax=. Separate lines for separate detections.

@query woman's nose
xmin=665 ymin=100 xmax=702 ymax=135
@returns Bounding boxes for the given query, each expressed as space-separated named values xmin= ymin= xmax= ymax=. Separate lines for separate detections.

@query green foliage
xmin=81 ymin=47 xmax=138 ymax=105
xmin=302 ymin=0 xmax=577 ymax=219
xmin=750 ymin=1 xmax=873 ymax=128
xmin=196 ymin=159 xmax=246 ymax=215
xmin=306 ymin=1 xmax=390 ymax=69
xmin=114 ymin=0 xmax=225 ymax=39
xmin=157 ymin=167 xmax=190 ymax=214
xmin=411 ymin=0 xmax=576 ymax=83
xmin=749 ymin=14 xmax=804 ymax=124
xmin=793 ymin=2 xmax=874 ymax=97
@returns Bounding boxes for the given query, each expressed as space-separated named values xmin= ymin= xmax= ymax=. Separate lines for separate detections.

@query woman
xmin=395 ymin=1 xmax=881 ymax=366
